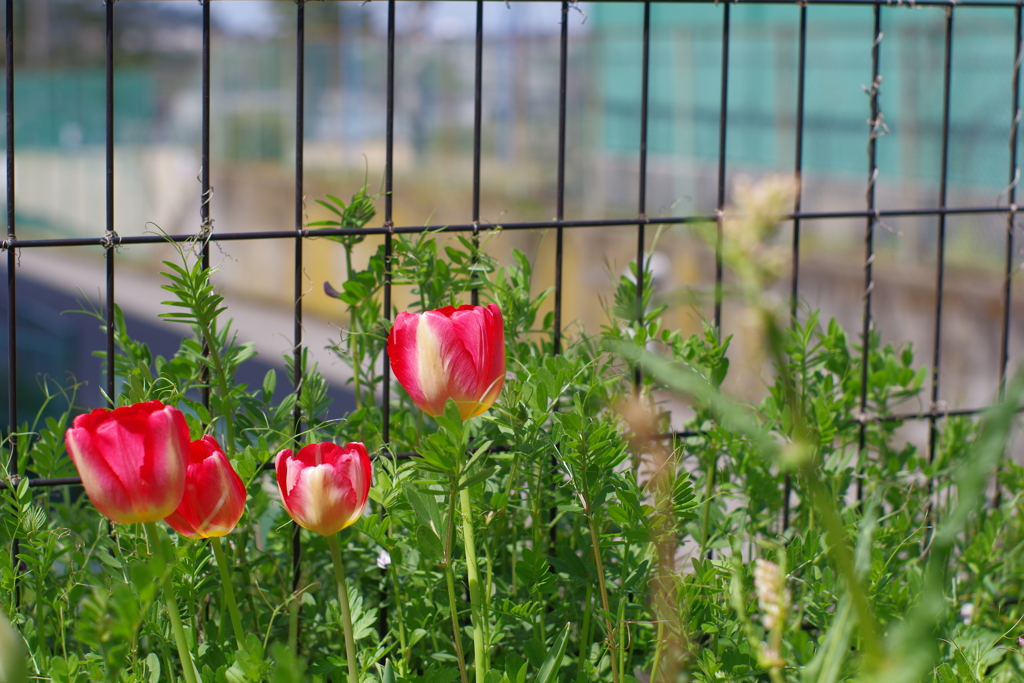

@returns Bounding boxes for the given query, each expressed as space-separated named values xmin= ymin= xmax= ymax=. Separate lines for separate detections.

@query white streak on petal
xmin=301 ymin=464 xmax=343 ymax=533
xmin=415 ymin=315 xmax=448 ymax=407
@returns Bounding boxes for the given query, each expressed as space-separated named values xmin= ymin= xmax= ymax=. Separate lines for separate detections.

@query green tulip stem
xmin=327 ymin=534 xmax=360 ymax=683
xmin=210 ymin=536 xmax=245 ymax=651
xmin=144 ymin=522 xmax=199 ymax=683
xmin=459 ymin=487 xmax=487 ymax=683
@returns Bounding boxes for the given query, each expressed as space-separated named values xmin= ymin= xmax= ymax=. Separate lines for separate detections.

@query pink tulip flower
xmin=164 ymin=436 xmax=246 ymax=539
xmin=65 ymin=400 xmax=190 ymax=525
xmin=275 ymin=442 xmax=372 ymax=537
xmin=387 ymin=303 xmax=505 ymax=420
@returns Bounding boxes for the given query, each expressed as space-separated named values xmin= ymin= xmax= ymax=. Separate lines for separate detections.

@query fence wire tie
xmin=198 ymin=221 xmax=214 ymax=251
xmin=0 ymin=238 xmax=11 ymax=253
xmin=199 ymin=181 xmax=214 ymax=213
xmin=866 ymin=168 xmax=880 ymax=199
xmin=567 ymin=1 xmax=588 ymax=25
xmin=998 ymin=168 xmax=1020 ymax=207
xmin=101 ymin=230 xmax=120 ymax=251
xmin=862 ymin=75 xmax=882 ymax=98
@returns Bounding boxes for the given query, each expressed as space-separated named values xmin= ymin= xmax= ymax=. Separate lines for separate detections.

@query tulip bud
xmin=164 ymin=436 xmax=247 ymax=539
xmin=387 ymin=304 xmax=505 ymax=420
xmin=276 ymin=442 xmax=372 ymax=537
xmin=65 ymin=400 xmax=190 ymax=525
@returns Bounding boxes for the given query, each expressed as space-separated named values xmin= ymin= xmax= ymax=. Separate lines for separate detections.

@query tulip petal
xmin=416 ymin=311 xmax=459 ymax=415
xmin=275 ymin=443 xmax=372 ymax=537
xmin=66 ymin=422 xmax=134 ymax=523
xmin=166 ymin=438 xmax=246 ymax=539
xmin=388 ymin=304 xmax=506 ymax=420
xmin=65 ymin=401 xmax=189 ymax=524
xmin=388 ymin=313 xmax=433 ymax=413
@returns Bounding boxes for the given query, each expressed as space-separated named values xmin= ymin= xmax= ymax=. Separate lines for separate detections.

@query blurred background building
xmin=2 ymin=0 xmax=1021 ymax=427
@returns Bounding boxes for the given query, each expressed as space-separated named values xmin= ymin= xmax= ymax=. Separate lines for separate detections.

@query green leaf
xmin=458 ymin=466 xmax=498 ymax=492
xmin=535 ymin=623 xmax=571 ymax=683
xmin=415 ymin=524 xmax=444 ymax=562
xmin=406 ymin=487 xmax=444 ymax=540
xmin=524 ymin=638 xmax=546 ymax=670
xmin=145 ymin=653 xmax=161 ymax=683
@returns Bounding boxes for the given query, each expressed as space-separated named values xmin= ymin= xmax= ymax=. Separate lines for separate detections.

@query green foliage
xmin=3 ymin=187 xmax=1021 ymax=683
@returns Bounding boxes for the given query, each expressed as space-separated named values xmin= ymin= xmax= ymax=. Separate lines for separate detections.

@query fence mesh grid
xmin=1 ymin=0 xmax=1022 ymax=609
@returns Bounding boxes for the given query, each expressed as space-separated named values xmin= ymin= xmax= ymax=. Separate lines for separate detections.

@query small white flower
xmin=960 ymin=602 xmax=974 ymax=624
xmin=377 ymin=549 xmax=392 ymax=570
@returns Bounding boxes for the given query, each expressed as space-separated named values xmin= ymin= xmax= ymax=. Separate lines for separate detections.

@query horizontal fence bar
xmin=114 ymin=0 xmax=1024 ymax=7
xmin=3 ymin=404 xmax=1007 ymax=491
xmin=0 ymin=205 xmax=1017 ymax=249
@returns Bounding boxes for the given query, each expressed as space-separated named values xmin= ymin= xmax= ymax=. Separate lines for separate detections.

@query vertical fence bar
xmin=104 ymin=0 xmax=115 ymax=407
xmin=994 ymin=5 xmax=1023 ymax=508
xmin=291 ymin=0 xmax=306 ymax=595
xmin=553 ymin=1 xmax=569 ymax=356
xmin=705 ymin=0 xmax=731 ymax=562
xmin=790 ymin=4 xmax=807 ymax=327
xmin=713 ymin=1 xmax=730 ymax=333
xmin=1000 ymin=8 xmax=1022 ymax=397
xmin=927 ymin=7 xmax=955 ymax=479
xmin=5 ymin=0 xmax=16 ymax=601
xmin=471 ymin=0 xmax=483 ymax=307
xmin=382 ymin=0 xmax=395 ymax=445
xmin=783 ymin=2 xmax=808 ymax=532
xmin=200 ymin=0 xmax=212 ymax=410
xmin=634 ymin=2 xmax=650 ymax=392
xmin=856 ymin=5 xmax=882 ymax=503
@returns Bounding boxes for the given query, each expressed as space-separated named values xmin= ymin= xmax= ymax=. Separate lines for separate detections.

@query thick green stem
xmin=143 ymin=522 xmax=199 ymax=683
xmin=459 ymin=487 xmax=487 ymax=683
xmin=327 ymin=534 xmax=360 ymax=683
xmin=210 ymin=537 xmax=245 ymax=651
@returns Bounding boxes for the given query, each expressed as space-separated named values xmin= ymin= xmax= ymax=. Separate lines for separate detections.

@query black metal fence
xmin=1 ymin=0 xmax=1021 ymax=606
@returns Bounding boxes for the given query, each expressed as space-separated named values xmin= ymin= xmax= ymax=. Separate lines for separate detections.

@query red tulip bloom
xmin=276 ymin=442 xmax=372 ymax=537
xmin=65 ymin=400 xmax=190 ymax=525
xmin=164 ymin=436 xmax=246 ymax=539
xmin=387 ymin=304 xmax=505 ymax=420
